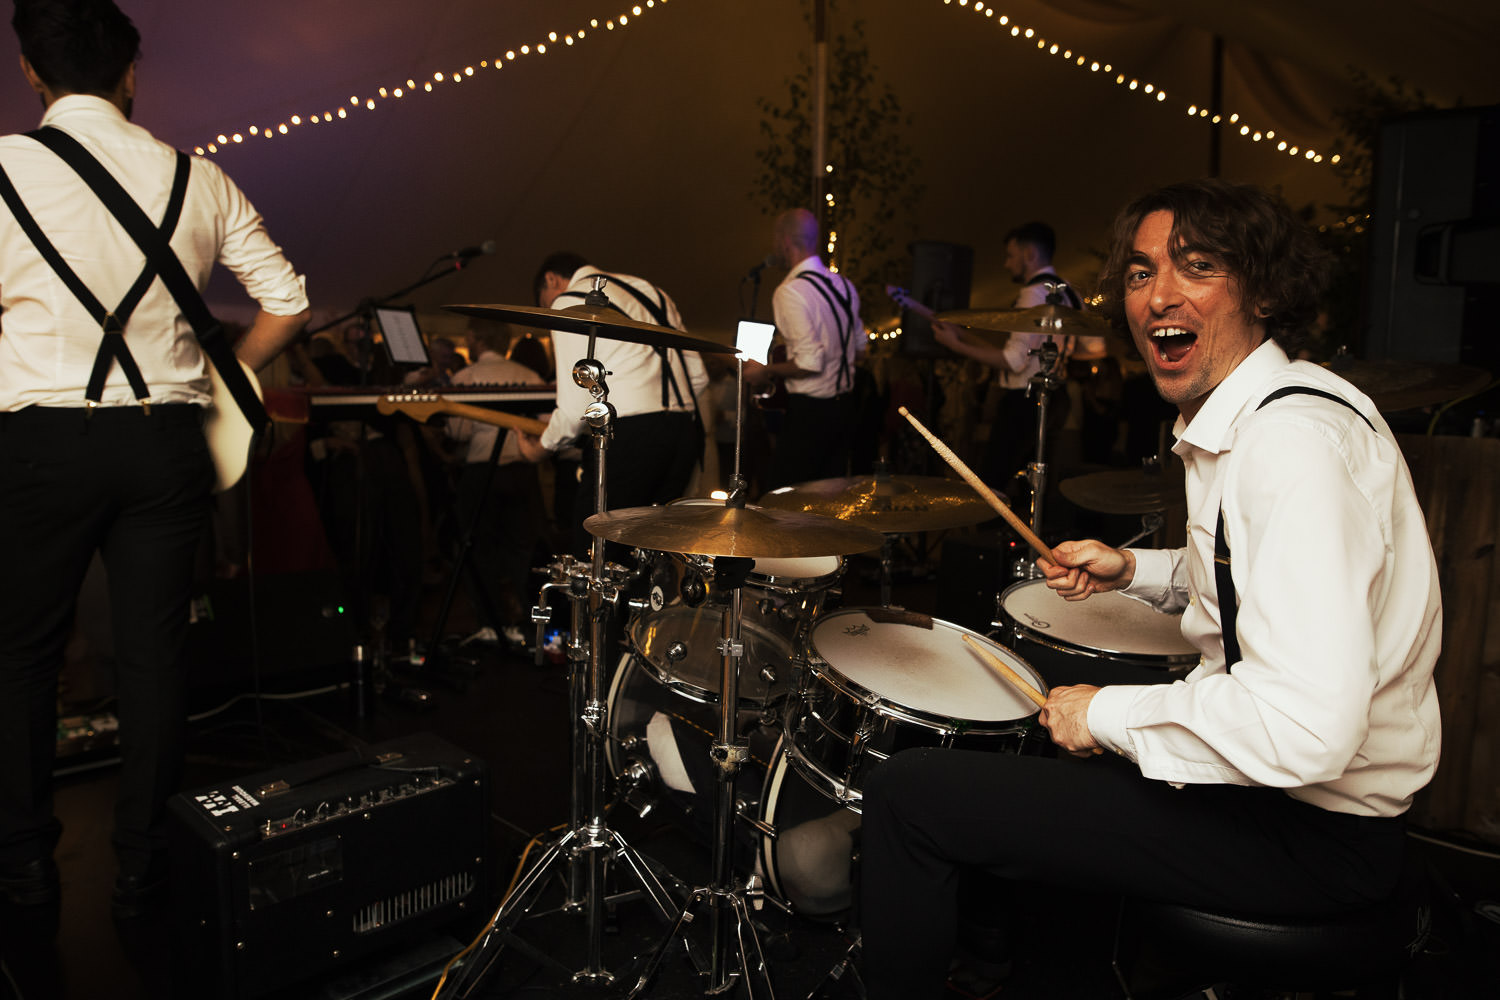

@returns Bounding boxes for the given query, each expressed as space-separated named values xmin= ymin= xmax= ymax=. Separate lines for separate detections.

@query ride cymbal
xmin=446 ymin=302 xmax=737 ymax=355
xmin=1323 ymin=357 xmax=1492 ymax=412
xmin=1060 ymin=466 xmax=1186 ymax=515
xmin=584 ymin=501 xmax=883 ymax=558
xmin=936 ymin=303 xmax=1114 ymax=340
xmin=758 ymin=474 xmax=993 ymax=533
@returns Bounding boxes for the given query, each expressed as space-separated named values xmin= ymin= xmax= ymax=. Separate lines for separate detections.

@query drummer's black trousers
xmin=859 ymin=748 xmax=1407 ymax=1000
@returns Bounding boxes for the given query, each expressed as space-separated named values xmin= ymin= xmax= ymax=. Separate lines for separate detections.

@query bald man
xmin=744 ymin=209 xmax=867 ymax=489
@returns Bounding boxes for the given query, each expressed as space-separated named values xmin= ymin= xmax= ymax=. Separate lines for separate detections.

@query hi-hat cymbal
xmin=758 ymin=474 xmax=993 ymax=533
xmin=446 ymin=302 xmax=738 ymax=355
xmin=936 ymin=303 xmax=1114 ymax=340
xmin=1323 ymin=357 xmax=1492 ymax=412
xmin=1060 ymin=466 xmax=1185 ymax=515
xmin=585 ymin=501 xmax=883 ymax=558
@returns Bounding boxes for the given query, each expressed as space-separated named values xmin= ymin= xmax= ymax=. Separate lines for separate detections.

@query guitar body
xmin=204 ymin=358 xmax=262 ymax=493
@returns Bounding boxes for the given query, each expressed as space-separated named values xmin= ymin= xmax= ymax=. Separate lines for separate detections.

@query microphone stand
xmin=302 ymin=254 xmax=482 ymax=341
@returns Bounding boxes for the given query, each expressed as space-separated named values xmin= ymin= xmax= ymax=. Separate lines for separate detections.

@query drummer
xmin=516 ymin=252 xmax=710 ymax=555
xmin=859 ymin=179 xmax=1442 ymax=998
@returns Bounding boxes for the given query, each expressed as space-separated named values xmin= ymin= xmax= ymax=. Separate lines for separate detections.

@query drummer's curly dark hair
xmin=1094 ymin=179 xmax=1331 ymax=356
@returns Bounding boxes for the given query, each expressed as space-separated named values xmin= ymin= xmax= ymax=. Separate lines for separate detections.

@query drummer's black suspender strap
xmin=14 ymin=126 xmax=267 ymax=429
xmin=1215 ymin=386 xmax=1375 ymax=670
xmin=796 ymin=270 xmax=857 ymax=395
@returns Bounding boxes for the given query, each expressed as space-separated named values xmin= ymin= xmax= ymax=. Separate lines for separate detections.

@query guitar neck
xmin=886 ymin=285 xmax=936 ymax=320
xmin=440 ymin=399 xmax=548 ymax=437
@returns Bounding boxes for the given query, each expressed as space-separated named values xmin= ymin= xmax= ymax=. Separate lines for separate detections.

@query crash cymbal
xmin=584 ymin=501 xmax=883 ymax=559
xmin=1323 ymin=357 xmax=1492 ymax=412
xmin=1060 ymin=466 xmax=1185 ymax=515
xmin=936 ymin=303 xmax=1114 ymax=340
xmin=446 ymin=302 xmax=738 ymax=355
xmin=758 ymin=474 xmax=993 ymax=533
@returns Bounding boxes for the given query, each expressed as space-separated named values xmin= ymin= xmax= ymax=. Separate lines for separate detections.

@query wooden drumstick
xmin=961 ymin=632 xmax=1046 ymax=708
xmin=898 ymin=406 xmax=1056 ymax=566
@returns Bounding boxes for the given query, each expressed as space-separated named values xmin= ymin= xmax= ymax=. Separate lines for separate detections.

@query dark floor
xmin=6 ymin=540 xmax=1500 ymax=1000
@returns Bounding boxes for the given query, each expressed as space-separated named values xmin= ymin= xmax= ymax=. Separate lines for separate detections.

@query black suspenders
xmin=795 ymin=270 xmax=857 ymax=394
xmin=557 ymin=276 xmax=700 ymax=418
xmin=0 ymin=133 xmax=189 ymax=405
xmin=1214 ymin=386 xmax=1376 ymax=670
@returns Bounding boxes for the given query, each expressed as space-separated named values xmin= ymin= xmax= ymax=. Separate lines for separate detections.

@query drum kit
xmin=434 ymin=280 xmax=1492 ymax=999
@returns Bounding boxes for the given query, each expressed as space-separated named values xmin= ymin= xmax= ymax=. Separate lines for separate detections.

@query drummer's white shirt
xmin=1086 ymin=340 xmax=1442 ymax=818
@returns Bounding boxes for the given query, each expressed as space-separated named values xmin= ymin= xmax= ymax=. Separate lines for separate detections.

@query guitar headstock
xmin=376 ymin=393 xmax=447 ymax=422
xmin=885 ymin=284 xmax=934 ymax=320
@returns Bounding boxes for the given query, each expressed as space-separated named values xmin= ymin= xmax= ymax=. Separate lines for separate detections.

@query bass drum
xmin=754 ymin=736 xmax=863 ymax=916
xmin=605 ymin=651 xmax=778 ymax=853
xmin=997 ymin=578 xmax=1199 ymax=688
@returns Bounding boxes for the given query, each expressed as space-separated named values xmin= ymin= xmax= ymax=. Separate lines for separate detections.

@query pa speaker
xmin=899 ymin=240 xmax=974 ymax=358
xmin=1365 ymin=104 xmax=1500 ymax=368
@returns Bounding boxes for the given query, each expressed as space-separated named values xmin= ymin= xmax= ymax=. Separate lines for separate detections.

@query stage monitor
xmin=372 ymin=306 xmax=431 ymax=367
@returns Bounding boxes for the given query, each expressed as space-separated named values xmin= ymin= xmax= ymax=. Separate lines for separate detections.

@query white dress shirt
xmin=0 ymin=96 xmax=308 ymax=410
xmin=997 ymin=267 xmax=1067 ymax=390
xmin=538 ymin=267 xmax=709 ymax=453
xmin=447 ymin=350 xmax=546 ymax=464
xmin=774 ymin=255 xmax=866 ymax=399
xmin=1087 ymin=340 xmax=1442 ymax=818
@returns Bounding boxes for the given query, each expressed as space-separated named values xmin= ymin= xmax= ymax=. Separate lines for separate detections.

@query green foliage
xmin=751 ymin=3 xmax=924 ymax=314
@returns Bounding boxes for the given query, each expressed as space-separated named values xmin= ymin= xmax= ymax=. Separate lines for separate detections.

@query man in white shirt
xmin=516 ymin=252 xmax=708 ymax=555
xmin=932 ymin=221 xmax=1104 ymax=490
xmin=859 ymin=180 xmax=1441 ymax=999
xmin=743 ymin=208 xmax=866 ymax=489
xmin=0 ymin=0 xmax=309 ymax=929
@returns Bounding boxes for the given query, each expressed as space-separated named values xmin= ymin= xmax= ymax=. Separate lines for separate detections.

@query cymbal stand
xmin=444 ymin=291 xmax=690 ymax=995
xmin=626 ymin=358 xmax=777 ymax=998
xmin=627 ymin=553 xmax=776 ymax=999
xmin=1016 ymin=337 xmax=1063 ymax=581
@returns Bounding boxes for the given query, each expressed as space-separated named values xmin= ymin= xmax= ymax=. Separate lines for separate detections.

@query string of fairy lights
xmin=192 ymin=2 xmax=670 ymax=156
xmin=940 ymin=0 xmax=1339 ymax=168
xmin=195 ymin=0 xmax=1336 ymax=175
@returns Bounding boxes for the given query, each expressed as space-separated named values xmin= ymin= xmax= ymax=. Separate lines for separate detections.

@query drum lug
xmin=710 ymin=741 xmax=750 ymax=777
xmin=664 ymin=641 xmax=688 ymax=664
xmin=616 ymin=756 xmax=659 ymax=819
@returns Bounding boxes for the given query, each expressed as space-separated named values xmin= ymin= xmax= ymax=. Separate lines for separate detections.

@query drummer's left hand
xmin=1039 ymin=684 xmax=1104 ymax=757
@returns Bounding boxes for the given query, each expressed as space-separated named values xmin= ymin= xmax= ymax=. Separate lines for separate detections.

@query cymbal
xmin=936 ymin=303 xmax=1114 ymax=340
xmin=445 ymin=302 xmax=738 ymax=355
xmin=1060 ymin=466 xmax=1185 ymax=515
xmin=584 ymin=501 xmax=883 ymax=558
xmin=1323 ymin=357 xmax=1492 ymax=412
xmin=758 ymin=474 xmax=994 ymax=533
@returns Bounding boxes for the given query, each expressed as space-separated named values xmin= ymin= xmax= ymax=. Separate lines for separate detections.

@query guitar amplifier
xmin=168 ymin=732 xmax=490 ymax=999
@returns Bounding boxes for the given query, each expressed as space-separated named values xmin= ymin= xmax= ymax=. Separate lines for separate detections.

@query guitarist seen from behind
xmin=742 ymin=208 xmax=867 ymax=490
xmin=0 ymin=0 xmax=309 ymax=932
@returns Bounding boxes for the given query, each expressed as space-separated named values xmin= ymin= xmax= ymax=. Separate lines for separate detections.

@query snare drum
xmin=785 ymin=607 xmax=1050 ymax=809
xmin=997 ymin=578 xmax=1199 ymax=687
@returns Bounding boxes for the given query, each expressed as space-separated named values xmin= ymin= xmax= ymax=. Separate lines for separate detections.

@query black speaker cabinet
xmin=168 ymin=732 xmax=489 ymax=999
xmin=899 ymin=240 xmax=975 ymax=358
xmin=935 ymin=533 xmax=1021 ymax=634
xmin=1365 ymin=103 xmax=1500 ymax=368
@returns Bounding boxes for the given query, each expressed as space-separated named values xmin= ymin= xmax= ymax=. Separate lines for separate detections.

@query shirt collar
xmin=40 ymin=94 xmax=128 ymax=128
xmin=1174 ymin=339 xmax=1292 ymax=456
xmin=788 ymin=254 xmax=826 ymax=278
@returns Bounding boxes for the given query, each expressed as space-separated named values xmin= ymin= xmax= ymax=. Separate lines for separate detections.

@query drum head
xmin=630 ymin=604 xmax=791 ymax=704
xmin=999 ymin=579 xmax=1196 ymax=661
xmin=758 ymin=737 xmax=859 ymax=916
xmin=807 ymin=609 xmax=1044 ymax=723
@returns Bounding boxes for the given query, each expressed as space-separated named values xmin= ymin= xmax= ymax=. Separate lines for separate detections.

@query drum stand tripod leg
xmin=443 ymin=345 xmax=694 ymax=996
xmin=627 ymin=579 xmax=778 ymax=999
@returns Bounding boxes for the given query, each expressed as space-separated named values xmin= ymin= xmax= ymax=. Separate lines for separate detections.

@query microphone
xmin=442 ymin=239 xmax=497 ymax=261
xmin=744 ymin=254 xmax=775 ymax=279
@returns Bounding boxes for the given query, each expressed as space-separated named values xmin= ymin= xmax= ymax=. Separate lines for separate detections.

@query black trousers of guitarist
xmin=0 ymin=405 xmax=211 ymax=887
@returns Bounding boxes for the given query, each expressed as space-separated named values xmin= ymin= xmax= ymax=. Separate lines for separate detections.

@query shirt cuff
xmin=1121 ymin=547 xmax=1176 ymax=605
xmin=1085 ymin=684 xmax=1146 ymax=760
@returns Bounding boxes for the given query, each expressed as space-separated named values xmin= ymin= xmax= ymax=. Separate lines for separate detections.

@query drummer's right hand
xmin=517 ymin=432 xmax=550 ymax=464
xmin=1040 ymin=540 xmax=1135 ymax=601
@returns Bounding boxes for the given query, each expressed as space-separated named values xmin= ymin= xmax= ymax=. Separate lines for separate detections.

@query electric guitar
xmin=375 ymin=393 xmax=549 ymax=437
